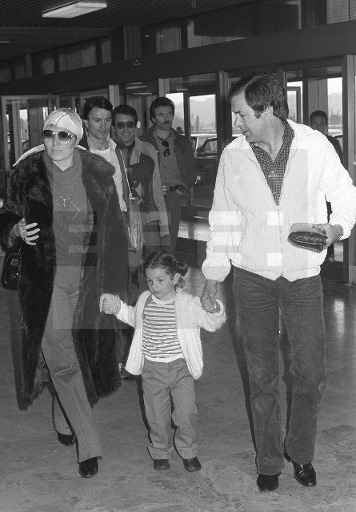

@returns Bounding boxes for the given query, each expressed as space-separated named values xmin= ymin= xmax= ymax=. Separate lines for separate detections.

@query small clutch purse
xmin=288 ymin=224 xmax=328 ymax=253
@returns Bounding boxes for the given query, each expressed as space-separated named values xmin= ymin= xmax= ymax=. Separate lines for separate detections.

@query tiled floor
xmin=0 ymin=222 xmax=355 ymax=511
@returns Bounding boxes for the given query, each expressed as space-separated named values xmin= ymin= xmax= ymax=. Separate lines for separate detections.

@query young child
xmin=100 ymin=251 xmax=226 ymax=472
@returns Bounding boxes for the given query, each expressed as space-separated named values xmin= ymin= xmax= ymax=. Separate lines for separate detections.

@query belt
xmin=163 ymin=184 xmax=180 ymax=192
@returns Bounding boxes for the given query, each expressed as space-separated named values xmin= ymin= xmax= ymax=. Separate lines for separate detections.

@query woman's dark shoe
xmin=153 ymin=459 xmax=170 ymax=470
xmin=57 ymin=433 xmax=76 ymax=446
xmin=78 ymin=457 xmax=99 ymax=478
xmin=284 ymin=449 xmax=316 ymax=486
xmin=182 ymin=456 xmax=201 ymax=472
xmin=257 ymin=473 xmax=280 ymax=492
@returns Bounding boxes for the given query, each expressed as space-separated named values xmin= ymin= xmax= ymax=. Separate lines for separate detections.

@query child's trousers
xmin=142 ymin=358 xmax=198 ymax=460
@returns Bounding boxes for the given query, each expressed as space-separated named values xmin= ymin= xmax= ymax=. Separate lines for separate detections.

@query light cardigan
xmin=202 ymin=120 xmax=356 ymax=282
xmin=118 ymin=289 xmax=226 ymax=380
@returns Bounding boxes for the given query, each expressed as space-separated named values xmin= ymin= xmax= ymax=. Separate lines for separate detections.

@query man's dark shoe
xmin=284 ymin=449 xmax=316 ymax=486
xmin=257 ymin=473 xmax=280 ymax=492
xmin=78 ymin=457 xmax=99 ymax=478
xmin=153 ymin=459 xmax=170 ymax=470
xmin=183 ymin=456 xmax=201 ymax=472
xmin=58 ymin=433 xmax=76 ymax=446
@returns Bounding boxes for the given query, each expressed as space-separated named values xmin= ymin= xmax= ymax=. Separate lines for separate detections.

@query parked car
xmin=193 ymin=135 xmax=241 ymax=209
xmin=190 ymin=133 xmax=216 ymax=154
xmin=194 ymin=135 xmax=241 ymax=185
xmin=195 ymin=137 xmax=218 ymax=186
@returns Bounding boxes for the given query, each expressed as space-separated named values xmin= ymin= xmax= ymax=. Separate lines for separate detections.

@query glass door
xmin=342 ymin=55 xmax=356 ymax=283
xmin=188 ymin=93 xmax=217 ymax=218
xmin=0 ymin=95 xmax=59 ymax=188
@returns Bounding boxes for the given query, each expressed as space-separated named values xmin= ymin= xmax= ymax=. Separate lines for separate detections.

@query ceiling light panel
xmin=42 ymin=2 xmax=107 ymax=19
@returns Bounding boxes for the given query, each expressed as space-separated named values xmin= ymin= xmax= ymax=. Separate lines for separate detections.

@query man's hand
xmin=312 ymin=223 xmax=342 ymax=246
xmin=175 ymin=184 xmax=187 ymax=196
xmin=201 ymin=280 xmax=219 ymax=312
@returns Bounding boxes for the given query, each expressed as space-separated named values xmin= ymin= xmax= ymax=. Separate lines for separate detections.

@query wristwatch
xmin=334 ymin=224 xmax=344 ymax=241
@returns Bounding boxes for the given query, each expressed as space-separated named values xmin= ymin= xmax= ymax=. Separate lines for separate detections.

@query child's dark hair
xmin=143 ymin=251 xmax=188 ymax=288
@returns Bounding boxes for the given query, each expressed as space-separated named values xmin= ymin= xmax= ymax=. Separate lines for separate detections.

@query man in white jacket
xmin=201 ymin=70 xmax=356 ymax=493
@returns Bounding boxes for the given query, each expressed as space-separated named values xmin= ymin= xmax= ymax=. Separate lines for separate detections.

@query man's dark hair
xmin=82 ymin=96 xmax=113 ymax=119
xmin=229 ymin=70 xmax=289 ymax=121
xmin=112 ymin=104 xmax=138 ymax=126
xmin=149 ymin=97 xmax=175 ymax=123
xmin=310 ymin=110 xmax=328 ymax=124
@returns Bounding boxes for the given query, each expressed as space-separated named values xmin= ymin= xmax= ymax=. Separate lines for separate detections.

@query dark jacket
xmin=0 ymin=149 xmax=129 ymax=406
xmin=140 ymin=127 xmax=198 ymax=190
xmin=326 ymin=134 xmax=343 ymax=163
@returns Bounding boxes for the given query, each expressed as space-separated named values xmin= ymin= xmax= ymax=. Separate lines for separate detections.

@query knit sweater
xmin=118 ymin=289 xmax=226 ymax=380
xmin=202 ymin=120 xmax=356 ymax=282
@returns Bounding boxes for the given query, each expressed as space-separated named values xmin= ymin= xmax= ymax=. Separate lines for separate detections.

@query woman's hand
xmin=18 ymin=218 xmax=40 ymax=245
xmin=99 ymin=293 xmax=121 ymax=315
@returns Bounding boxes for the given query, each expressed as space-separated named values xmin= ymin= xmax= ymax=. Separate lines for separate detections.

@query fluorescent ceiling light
xmin=126 ymin=84 xmax=147 ymax=90
xmin=42 ymin=2 xmax=107 ymax=19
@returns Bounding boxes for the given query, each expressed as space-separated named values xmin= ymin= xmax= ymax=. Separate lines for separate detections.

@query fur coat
xmin=0 ymin=149 xmax=129 ymax=406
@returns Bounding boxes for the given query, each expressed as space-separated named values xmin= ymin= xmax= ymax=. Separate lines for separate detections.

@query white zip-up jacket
xmin=202 ymin=120 xmax=356 ymax=282
xmin=118 ymin=289 xmax=226 ymax=380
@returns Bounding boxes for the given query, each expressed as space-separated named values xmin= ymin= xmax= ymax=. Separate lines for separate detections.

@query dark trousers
xmin=232 ymin=267 xmax=326 ymax=475
xmin=163 ymin=191 xmax=182 ymax=253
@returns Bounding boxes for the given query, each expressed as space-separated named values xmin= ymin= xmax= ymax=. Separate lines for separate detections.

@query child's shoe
xmin=183 ymin=456 xmax=201 ymax=472
xmin=153 ymin=459 xmax=170 ymax=470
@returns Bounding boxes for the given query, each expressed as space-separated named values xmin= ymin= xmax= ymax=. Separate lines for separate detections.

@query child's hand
xmin=201 ymin=280 xmax=219 ymax=312
xmin=211 ymin=303 xmax=220 ymax=313
xmin=99 ymin=294 xmax=121 ymax=315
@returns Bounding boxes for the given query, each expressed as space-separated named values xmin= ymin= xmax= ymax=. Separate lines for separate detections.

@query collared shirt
xmin=251 ymin=121 xmax=294 ymax=205
xmin=154 ymin=132 xmax=181 ymax=186
xmin=87 ymin=135 xmax=127 ymax=211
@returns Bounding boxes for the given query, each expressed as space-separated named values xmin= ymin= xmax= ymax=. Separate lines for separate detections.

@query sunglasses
xmin=161 ymin=139 xmax=170 ymax=157
xmin=115 ymin=121 xmax=136 ymax=129
xmin=43 ymin=130 xmax=75 ymax=144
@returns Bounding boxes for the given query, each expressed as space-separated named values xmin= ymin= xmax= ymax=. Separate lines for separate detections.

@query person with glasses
xmin=112 ymin=104 xmax=170 ymax=378
xmin=113 ymin=104 xmax=169 ymax=265
xmin=141 ymin=97 xmax=197 ymax=252
xmin=0 ymin=108 xmax=129 ymax=479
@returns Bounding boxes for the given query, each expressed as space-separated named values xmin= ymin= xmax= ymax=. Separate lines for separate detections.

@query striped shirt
xmin=142 ymin=294 xmax=183 ymax=362
xmin=251 ymin=121 xmax=294 ymax=205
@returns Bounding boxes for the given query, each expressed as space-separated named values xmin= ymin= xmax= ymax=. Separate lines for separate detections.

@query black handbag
xmin=1 ymin=238 xmax=22 ymax=290
xmin=288 ymin=223 xmax=328 ymax=253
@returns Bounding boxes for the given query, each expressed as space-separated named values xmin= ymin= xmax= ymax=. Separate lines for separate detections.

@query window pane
xmin=157 ymin=23 xmax=181 ymax=53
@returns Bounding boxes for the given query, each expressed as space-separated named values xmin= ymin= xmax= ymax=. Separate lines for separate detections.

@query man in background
xmin=140 ymin=97 xmax=197 ymax=252
xmin=310 ymin=110 xmax=343 ymax=161
xmin=112 ymin=104 xmax=169 ymax=293
xmin=310 ymin=110 xmax=343 ymax=260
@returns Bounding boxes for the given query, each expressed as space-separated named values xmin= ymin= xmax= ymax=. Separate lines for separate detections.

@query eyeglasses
xmin=161 ymin=139 xmax=170 ymax=157
xmin=115 ymin=121 xmax=136 ymax=129
xmin=43 ymin=130 xmax=75 ymax=144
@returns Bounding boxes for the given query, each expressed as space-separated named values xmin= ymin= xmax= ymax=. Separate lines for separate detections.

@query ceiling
xmin=0 ymin=0 xmax=244 ymax=62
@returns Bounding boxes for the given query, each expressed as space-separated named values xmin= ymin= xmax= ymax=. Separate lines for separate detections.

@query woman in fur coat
xmin=0 ymin=108 xmax=129 ymax=478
